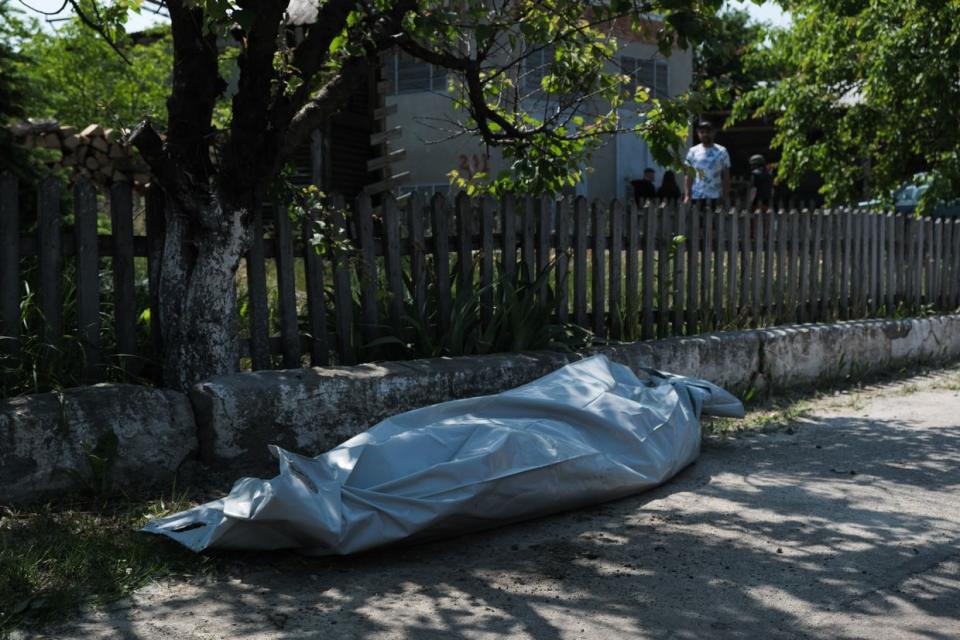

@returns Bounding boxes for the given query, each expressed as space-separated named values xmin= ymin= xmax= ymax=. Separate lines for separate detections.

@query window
xmin=522 ymin=45 xmax=555 ymax=94
xmin=390 ymin=51 xmax=448 ymax=94
xmin=619 ymin=56 xmax=669 ymax=100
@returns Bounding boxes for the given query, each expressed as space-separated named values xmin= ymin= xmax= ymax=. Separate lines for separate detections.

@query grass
xmin=704 ymin=395 xmax=813 ymax=436
xmin=931 ymin=371 xmax=960 ymax=392
xmin=0 ymin=493 xmax=210 ymax=635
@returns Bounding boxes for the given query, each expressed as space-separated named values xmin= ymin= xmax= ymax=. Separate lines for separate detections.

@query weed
xmin=0 ymin=492 xmax=206 ymax=634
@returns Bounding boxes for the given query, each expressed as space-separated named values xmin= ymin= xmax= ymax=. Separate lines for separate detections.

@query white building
xmin=379 ymin=22 xmax=692 ymax=202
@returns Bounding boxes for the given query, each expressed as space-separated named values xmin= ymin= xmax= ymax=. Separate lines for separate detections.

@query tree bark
xmin=157 ymin=193 xmax=250 ymax=392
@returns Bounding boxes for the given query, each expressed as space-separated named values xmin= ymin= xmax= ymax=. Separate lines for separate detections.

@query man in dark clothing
xmin=631 ymin=168 xmax=657 ymax=206
xmin=749 ymin=154 xmax=773 ymax=212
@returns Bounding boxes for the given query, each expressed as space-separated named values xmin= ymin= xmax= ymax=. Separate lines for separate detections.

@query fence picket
xmin=739 ymin=211 xmax=750 ymax=318
xmin=625 ymin=200 xmax=638 ymax=340
xmin=752 ymin=211 xmax=762 ymax=325
xmin=408 ymin=193 xmax=427 ymax=319
xmin=714 ymin=207 xmax=725 ymax=328
xmin=885 ymin=213 xmax=895 ymax=313
xmin=702 ymin=207 xmax=714 ymax=329
xmin=431 ymin=194 xmax=452 ymax=338
xmin=592 ymin=200 xmax=607 ymax=337
xmin=9 ymin=178 xmax=960 ymax=383
xmin=775 ymin=209 xmax=787 ymax=323
xmin=798 ymin=209 xmax=811 ymax=324
xmin=356 ymin=194 xmax=380 ymax=348
xmin=456 ymin=192 xmax=473 ymax=301
xmin=658 ymin=204 xmax=670 ymax=337
xmin=37 ymin=178 xmax=63 ymax=349
xmin=302 ymin=202 xmax=329 ymax=366
xmin=522 ymin=196 xmax=536 ymax=280
xmin=0 ymin=174 xmax=17 ymax=355
xmin=383 ymin=195 xmax=404 ymax=336
xmin=537 ymin=196 xmax=551 ymax=301
xmin=480 ymin=195 xmax=496 ymax=327
xmin=502 ymin=194 xmax=517 ymax=280
xmin=934 ymin=218 xmax=944 ymax=308
xmin=331 ymin=194 xmax=355 ymax=365
xmin=145 ymin=187 xmax=165 ymax=371
xmin=840 ymin=209 xmax=852 ymax=318
xmin=573 ymin=197 xmax=588 ymax=327
xmin=812 ymin=209 xmax=823 ymax=321
xmin=952 ymin=220 xmax=960 ymax=308
xmin=895 ymin=213 xmax=906 ymax=306
xmin=274 ymin=203 xmax=300 ymax=369
xmin=74 ymin=181 xmax=100 ymax=381
xmin=870 ymin=213 xmax=880 ymax=315
xmin=609 ymin=199 xmax=624 ymax=339
xmin=556 ymin=198 xmax=571 ymax=323
xmin=727 ymin=208 xmax=739 ymax=326
xmin=642 ymin=200 xmax=655 ymax=339
xmin=109 ymin=182 xmax=137 ymax=374
xmin=673 ymin=203 xmax=687 ymax=335
xmin=820 ymin=211 xmax=833 ymax=321
xmin=764 ymin=209 xmax=774 ymax=323
xmin=246 ymin=209 xmax=271 ymax=370
xmin=687 ymin=205 xmax=700 ymax=335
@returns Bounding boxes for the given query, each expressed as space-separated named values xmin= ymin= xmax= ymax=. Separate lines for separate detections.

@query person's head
xmin=750 ymin=154 xmax=766 ymax=169
xmin=696 ymin=120 xmax=715 ymax=145
xmin=662 ymin=170 xmax=677 ymax=185
xmin=643 ymin=168 xmax=655 ymax=181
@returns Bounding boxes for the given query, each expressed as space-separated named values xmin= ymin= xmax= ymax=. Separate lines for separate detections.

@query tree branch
xmin=64 ymin=0 xmax=131 ymax=64
xmin=128 ymin=120 xmax=219 ymax=229
xmin=219 ymin=0 xmax=290 ymax=210
xmin=280 ymin=56 xmax=371 ymax=162
xmin=164 ymin=0 xmax=225 ymax=213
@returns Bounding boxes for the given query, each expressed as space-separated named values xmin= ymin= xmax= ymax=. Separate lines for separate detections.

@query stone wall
xmin=3 ymin=316 xmax=960 ymax=505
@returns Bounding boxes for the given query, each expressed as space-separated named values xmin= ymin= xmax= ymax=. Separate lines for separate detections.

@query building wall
xmin=381 ymin=36 xmax=693 ymax=202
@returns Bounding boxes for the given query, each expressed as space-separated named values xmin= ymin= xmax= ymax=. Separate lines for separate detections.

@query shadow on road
xmin=59 ymin=408 xmax=960 ymax=639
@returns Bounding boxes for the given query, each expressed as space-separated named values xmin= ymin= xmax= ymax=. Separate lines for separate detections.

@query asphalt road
xmin=38 ymin=367 xmax=960 ymax=639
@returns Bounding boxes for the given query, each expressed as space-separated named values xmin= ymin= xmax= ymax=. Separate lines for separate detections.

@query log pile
xmin=8 ymin=119 xmax=153 ymax=191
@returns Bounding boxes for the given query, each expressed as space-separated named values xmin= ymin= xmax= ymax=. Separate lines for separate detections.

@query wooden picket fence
xmin=2 ymin=173 xmax=960 ymax=385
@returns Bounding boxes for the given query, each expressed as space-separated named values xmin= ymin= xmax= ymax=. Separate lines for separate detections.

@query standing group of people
xmin=629 ymin=168 xmax=682 ymax=206
xmin=631 ymin=120 xmax=773 ymax=212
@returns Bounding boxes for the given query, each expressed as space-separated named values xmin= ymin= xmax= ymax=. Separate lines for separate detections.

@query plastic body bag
xmin=143 ymin=355 xmax=743 ymax=555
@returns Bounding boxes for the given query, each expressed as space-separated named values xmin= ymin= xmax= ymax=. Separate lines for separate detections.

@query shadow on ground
xmin=44 ymin=392 xmax=960 ymax=639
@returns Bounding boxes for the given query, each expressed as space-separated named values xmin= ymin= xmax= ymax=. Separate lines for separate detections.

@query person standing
xmin=630 ymin=168 xmax=657 ymax=206
xmin=748 ymin=154 xmax=773 ymax=212
xmin=657 ymin=170 xmax=682 ymax=203
xmin=683 ymin=120 xmax=730 ymax=209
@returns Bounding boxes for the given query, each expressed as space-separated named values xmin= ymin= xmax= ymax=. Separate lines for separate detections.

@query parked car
xmin=858 ymin=174 xmax=960 ymax=217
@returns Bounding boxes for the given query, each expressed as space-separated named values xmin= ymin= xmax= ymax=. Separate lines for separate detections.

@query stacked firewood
xmin=9 ymin=119 xmax=153 ymax=191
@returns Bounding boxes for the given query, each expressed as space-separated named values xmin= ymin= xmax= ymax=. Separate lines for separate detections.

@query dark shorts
xmin=691 ymin=198 xmax=720 ymax=211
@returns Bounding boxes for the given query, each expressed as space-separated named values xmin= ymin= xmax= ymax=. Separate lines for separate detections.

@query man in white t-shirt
xmin=683 ymin=120 xmax=730 ymax=209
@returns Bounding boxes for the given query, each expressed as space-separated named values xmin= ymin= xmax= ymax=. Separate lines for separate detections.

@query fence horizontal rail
xmin=3 ymin=172 xmax=960 ymax=391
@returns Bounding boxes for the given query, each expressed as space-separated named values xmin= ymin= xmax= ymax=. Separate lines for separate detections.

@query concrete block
xmin=191 ymin=351 xmax=579 ymax=472
xmin=599 ymin=331 xmax=761 ymax=395
xmin=0 ymin=385 xmax=196 ymax=505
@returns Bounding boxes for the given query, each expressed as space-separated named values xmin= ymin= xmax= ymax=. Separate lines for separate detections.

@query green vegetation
xmin=0 ymin=494 xmax=207 ymax=634
xmin=734 ymin=0 xmax=960 ymax=212
xmin=13 ymin=18 xmax=172 ymax=130
xmin=0 ymin=1 xmax=32 ymax=177
xmin=691 ymin=6 xmax=770 ymax=112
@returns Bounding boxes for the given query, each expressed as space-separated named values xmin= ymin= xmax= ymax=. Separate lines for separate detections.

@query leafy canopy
xmin=15 ymin=18 xmax=172 ymax=130
xmin=734 ymin=0 xmax=960 ymax=211
xmin=691 ymin=6 xmax=769 ymax=112
xmin=41 ymin=0 xmax=724 ymax=201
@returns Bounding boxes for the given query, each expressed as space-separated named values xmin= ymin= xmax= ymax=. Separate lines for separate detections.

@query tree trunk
xmin=158 ymin=197 xmax=250 ymax=392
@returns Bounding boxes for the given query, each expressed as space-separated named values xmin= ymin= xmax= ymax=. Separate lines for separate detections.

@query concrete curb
xmin=0 ymin=384 xmax=197 ymax=505
xmin=3 ymin=315 xmax=960 ymax=504
xmin=193 ymin=316 xmax=960 ymax=474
